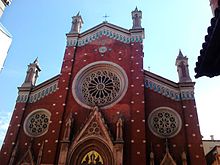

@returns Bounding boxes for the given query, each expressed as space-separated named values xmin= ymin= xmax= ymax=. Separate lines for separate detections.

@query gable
xmin=160 ymin=152 xmax=176 ymax=165
xmin=71 ymin=106 xmax=114 ymax=147
xmin=67 ymin=107 xmax=116 ymax=165
xmin=17 ymin=148 xmax=35 ymax=165
xmin=66 ymin=22 xmax=144 ymax=47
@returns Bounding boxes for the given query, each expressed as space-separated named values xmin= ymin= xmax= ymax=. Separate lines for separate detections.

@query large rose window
xmin=72 ymin=61 xmax=128 ymax=109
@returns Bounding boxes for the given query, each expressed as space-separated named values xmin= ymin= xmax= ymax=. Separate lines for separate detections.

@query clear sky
xmin=0 ymin=0 xmax=219 ymax=147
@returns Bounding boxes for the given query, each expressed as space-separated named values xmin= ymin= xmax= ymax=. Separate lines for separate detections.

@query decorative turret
xmin=175 ymin=50 xmax=192 ymax=83
xmin=69 ymin=12 xmax=83 ymax=34
xmin=131 ymin=7 xmax=142 ymax=29
xmin=22 ymin=58 xmax=41 ymax=87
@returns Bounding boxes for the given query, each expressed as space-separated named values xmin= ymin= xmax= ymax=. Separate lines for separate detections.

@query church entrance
xmin=68 ymin=138 xmax=114 ymax=165
xmin=80 ymin=150 xmax=104 ymax=165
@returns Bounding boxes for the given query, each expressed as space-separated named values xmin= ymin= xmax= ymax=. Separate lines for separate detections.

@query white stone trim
xmin=67 ymin=26 xmax=144 ymax=47
xmin=145 ymin=79 xmax=194 ymax=101
xmin=16 ymin=81 xmax=58 ymax=103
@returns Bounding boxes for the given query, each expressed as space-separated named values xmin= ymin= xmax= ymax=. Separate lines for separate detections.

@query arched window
xmin=68 ymin=138 xmax=114 ymax=165
xmin=80 ymin=150 xmax=104 ymax=165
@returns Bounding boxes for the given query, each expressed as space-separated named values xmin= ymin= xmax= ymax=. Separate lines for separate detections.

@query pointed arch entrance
xmin=68 ymin=137 xmax=114 ymax=165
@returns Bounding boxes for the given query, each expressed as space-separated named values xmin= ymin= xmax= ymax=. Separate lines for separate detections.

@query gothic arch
xmin=67 ymin=137 xmax=114 ymax=165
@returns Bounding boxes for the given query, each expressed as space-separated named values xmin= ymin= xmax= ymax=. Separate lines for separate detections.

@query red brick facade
xmin=0 ymin=9 xmax=206 ymax=165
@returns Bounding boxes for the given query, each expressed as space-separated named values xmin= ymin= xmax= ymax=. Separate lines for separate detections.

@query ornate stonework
xmin=72 ymin=61 xmax=128 ymax=109
xmin=145 ymin=73 xmax=195 ymax=101
xmin=67 ymin=107 xmax=119 ymax=165
xmin=17 ymin=80 xmax=58 ymax=103
xmin=66 ymin=24 xmax=144 ymax=47
xmin=148 ymin=107 xmax=182 ymax=138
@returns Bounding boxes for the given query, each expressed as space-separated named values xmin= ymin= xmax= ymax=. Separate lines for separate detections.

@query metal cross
xmin=103 ymin=14 xmax=109 ymax=22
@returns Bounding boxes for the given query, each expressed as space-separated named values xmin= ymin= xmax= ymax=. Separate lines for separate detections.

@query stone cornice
xmin=16 ymin=75 xmax=59 ymax=103
xmin=144 ymin=71 xmax=195 ymax=101
xmin=66 ymin=22 xmax=144 ymax=47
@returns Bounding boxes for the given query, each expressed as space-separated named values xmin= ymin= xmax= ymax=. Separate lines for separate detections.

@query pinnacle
xmin=135 ymin=6 xmax=138 ymax=11
xmin=33 ymin=57 xmax=38 ymax=64
xmin=178 ymin=49 xmax=184 ymax=57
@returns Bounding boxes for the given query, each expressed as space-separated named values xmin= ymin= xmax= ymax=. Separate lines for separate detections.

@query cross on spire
xmin=103 ymin=14 xmax=109 ymax=22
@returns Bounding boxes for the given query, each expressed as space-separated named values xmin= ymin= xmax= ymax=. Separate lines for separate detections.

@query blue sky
xmin=0 ymin=0 xmax=219 ymax=146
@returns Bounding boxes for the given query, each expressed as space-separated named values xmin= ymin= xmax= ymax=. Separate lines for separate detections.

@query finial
xmin=181 ymin=151 xmax=187 ymax=160
xmin=178 ymin=49 xmax=184 ymax=58
xmin=33 ymin=57 xmax=39 ymax=65
xmin=93 ymin=106 xmax=99 ymax=112
xmin=135 ymin=6 xmax=138 ymax=11
xmin=103 ymin=14 xmax=109 ymax=22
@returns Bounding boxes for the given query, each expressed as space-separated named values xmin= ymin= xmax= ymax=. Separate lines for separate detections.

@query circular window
xmin=23 ymin=109 xmax=51 ymax=137
xmin=148 ymin=107 xmax=182 ymax=138
xmin=72 ymin=61 xmax=128 ymax=109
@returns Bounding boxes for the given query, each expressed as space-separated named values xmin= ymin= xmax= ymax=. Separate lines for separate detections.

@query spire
xmin=22 ymin=58 xmax=41 ymax=87
xmin=8 ymin=142 xmax=19 ymax=165
xmin=181 ymin=151 xmax=187 ymax=165
xmin=69 ymin=12 xmax=83 ymax=34
xmin=131 ymin=7 xmax=142 ymax=29
xmin=36 ymin=142 xmax=44 ymax=165
xmin=63 ymin=111 xmax=74 ymax=141
xmin=178 ymin=49 xmax=184 ymax=58
xmin=134 ymin=6 xmax=138 ymax=11
xmin=33 ymin=57 xmax=39 ymax=64
xmin=116 ymin=118 xmax=124 ymax=142
xmin=150 ymin=143 xmax=155 ymax=165
xmin=175 ymin=50 xmax=192 ymax=83
xmin=150 ymin=151 xmax=155 ymax=165
xmin=76 ymin=11 xmax=80 ymax=16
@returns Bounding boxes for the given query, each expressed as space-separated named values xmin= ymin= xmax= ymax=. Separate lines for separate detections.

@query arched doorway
xmin=68 ymin=138 xmax=114 ymax=165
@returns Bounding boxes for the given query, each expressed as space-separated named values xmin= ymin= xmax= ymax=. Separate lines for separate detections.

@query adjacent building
xmin=195 ymin=0 xmax=220 ymax=78
xmin=195 ymin=0 xmax=220 ymax=164
xmin=0 ymin=0 xmax=11 ymax=18
xmin=0 ymin=0 xmax=12 ymax=71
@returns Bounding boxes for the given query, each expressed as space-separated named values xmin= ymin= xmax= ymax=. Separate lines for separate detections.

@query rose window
xmin=148 ymin=108 xmax=182 ymax=138
xmin=24 ymin=109 xmax=51 ymax=137
xmin=82 ymin=70 xmax=120 ymax=106
xmin=72 ymin=61 xmax=128 ymax=109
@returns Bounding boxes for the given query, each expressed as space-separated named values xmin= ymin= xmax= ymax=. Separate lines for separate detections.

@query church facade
xmin=0 ymin=8 xmax=206 ymax=165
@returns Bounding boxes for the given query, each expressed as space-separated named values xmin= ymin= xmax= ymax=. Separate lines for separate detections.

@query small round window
xmin=148 ymin=107 xmax=182 ymax=138
xmin=72 ymin=61 xmax=128 ymax=109
xmin=23 ymin=109 xmax=51 ymax=137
